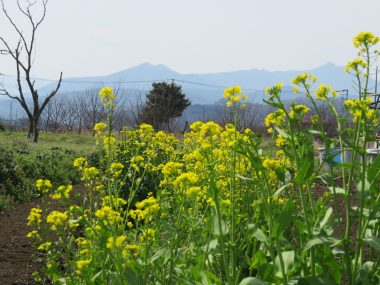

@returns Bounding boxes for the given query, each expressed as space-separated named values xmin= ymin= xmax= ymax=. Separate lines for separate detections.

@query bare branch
xmin=39 ymin=72 xmax=63 ymax=115
xmin=1 ymin=0 xmax=29 ymax=54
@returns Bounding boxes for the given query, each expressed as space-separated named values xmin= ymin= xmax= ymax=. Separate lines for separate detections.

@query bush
xmin=0 ymin=146 xmax=31 ymax=211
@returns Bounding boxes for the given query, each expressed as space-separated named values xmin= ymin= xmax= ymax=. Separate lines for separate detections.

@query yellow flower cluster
xmin=129 ymin=195 xmax=160 ymax=223
xmin=140 ymin=228 xmax=155 ymax=242
xmin=344 ymin=98 xmax=377 ymax=123
xmin=315 ymin=84 xmax=337 ymax=101
xmin=36 ymin=179 xmax=52 ymax=194
xmin=173 ymin=172 xmax=199 ymax=188
xmin=345 ymin=58 xmax=368 ymax=74
xmin=51 ymin=185 xmax=73 ymax=200
xmin=109 ymin=162 xmax=124 ymax=177
xmin=106 ymin=235 xmax=126 ymax=249
xmin=93 ymin=122 xmax=107 ymax=132
xmin=83 ymin=167 xmax=99 ymax=180
xmin=27 ymin=207 xmax=42 ymax=227
xmin=265 ymin=82 xmax=283 ymax=98
xmin=264 ymin=110 xmax=286 ymax=128
xmin=95 ymin=205 xmax=123 ymax=226
xmin=99 ymin=87 xmax=116 ymax=107
xmin=224 ymin=85 xmax=248 ymax=108
xmin=291 ymin=73 xmax=317 ymax=89
xmin=353 ymin=32 xmax=380 ymax=48
xmin=73 ymin=157 xmax=87 ymax=169
xmin=76 ymin=259 xmax=91 ymax=274
xmin=38 ymin=241 xmax=52 ymax=251
xmin=47 ymin=211 xmax=68 ymax=231
xmin=289 ymin=104 xmax=310 ymax=119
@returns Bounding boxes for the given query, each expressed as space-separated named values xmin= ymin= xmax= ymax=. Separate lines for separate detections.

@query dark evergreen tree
xmin=142 ymin=82 xmax=191 ymax=131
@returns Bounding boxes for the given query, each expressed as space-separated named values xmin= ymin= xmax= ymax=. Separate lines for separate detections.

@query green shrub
xmin=0 ymin=146 xmax=32 ymax=211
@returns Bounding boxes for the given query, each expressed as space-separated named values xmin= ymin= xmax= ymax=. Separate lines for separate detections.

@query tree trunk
xmin=28 ymin=117 xmax=39 ymax=142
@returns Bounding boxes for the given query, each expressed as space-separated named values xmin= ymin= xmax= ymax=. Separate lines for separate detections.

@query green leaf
xmin=295 ymin=156 xmax=314 ymax=184
xmin=368 ymin=153 xmax=380 ymax=184
xmin=212 ymin=214 xmax=228 ymax=236
xmin=298 ymin=277 xmax=337 ymax=285
xmin=274 ymin=127 xmax=289 ymax=138
xmin=274 ymin=250 xmax=294 ymax=278
xmin=239 ymin=277 xmax=267 ymax=285
xmin=236 ymin=174 xmax=253 ymax=181
xmin=202 ymin=239 xmax=218 ymax=252
xmin=90 ymin=270 xmax=103 ymax=282
xmin=252 ymin=228 xmax=268 ymax=244
xmin=123 ymin=268 xmax=142 ymax=285
xmin=328 ymin=187 xmax=346 ymax=196
xmin=309 ymin=129 xmax=323 ymax=135
xmin=273 ymin=184 xmax=290 ymax=197
xmin=319 ymin=173 xmax=333 ymax=185
xmin=364 ymin=236 xmax=380 ymax=252
xmin=303 ymin=236 xmax=341 ymax=252
xmin=319 ymin=207 xmax=333 ymax=229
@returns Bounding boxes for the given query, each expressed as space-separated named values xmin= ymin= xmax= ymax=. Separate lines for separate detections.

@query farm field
xmin=1 ymin=31 xmax=379 ymax=284
xmin=0 ymin=0 xmax=379 ymax=283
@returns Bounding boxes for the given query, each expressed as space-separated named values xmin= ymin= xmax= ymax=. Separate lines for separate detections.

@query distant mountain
xmin=0 ymin=62 xmax=376 ymax=120
xmin=35 ymin=62 xmax=373 ymax=105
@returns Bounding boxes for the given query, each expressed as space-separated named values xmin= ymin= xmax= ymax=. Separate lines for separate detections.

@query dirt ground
xmin=0 ymin=185 xmax=84 ymax=285
xmin=0 ymin=197 xmax=43 ymax=285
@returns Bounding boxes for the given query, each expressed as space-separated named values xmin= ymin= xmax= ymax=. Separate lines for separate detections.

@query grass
xmin=0 ymin=131 xmax=96 ymax=155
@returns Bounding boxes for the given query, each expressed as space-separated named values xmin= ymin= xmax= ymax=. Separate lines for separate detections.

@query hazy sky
xmin=0 ymin=0 xmax=379 ymax=78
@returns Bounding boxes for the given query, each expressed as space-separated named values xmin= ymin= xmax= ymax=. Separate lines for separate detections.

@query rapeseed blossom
xmin=27 ymin=207 xmax=42 ymax=227
xmin=99 ymin=87 xmax=116 ymax=107
xmin=93 ymin=122 xmax=107 ymax=132
xmin=47 ymin=211 xmax=68 ymax=231
xmin=315 ymin=84 xmax=337 ymax=101
xmin=353 ymin=32 xmax=379 ymax=48
xmin=344 ymin=98 xmax=377 ymax=123
xmin=51 ymin=185 xmax=73 ymax=200
xmin=36 ymin=179 xmax=52 ymax=194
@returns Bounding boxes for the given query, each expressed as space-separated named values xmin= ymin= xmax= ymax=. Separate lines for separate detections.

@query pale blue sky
xmin=0 ymin=0 xmax=379 ymax=78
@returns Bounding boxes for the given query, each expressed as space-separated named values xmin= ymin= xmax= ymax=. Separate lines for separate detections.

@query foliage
xmin=0 ymin=132 xmax=95 ymax=210
xmin=28 ymin=32 xmax=380 ymax=285
xmin=142 ymin=82 xmax=191 ymax=131
xmin=0 ymin=146 xmax=31 ymax=210
xmin=0 ymin=122 xmax=5 ymax=132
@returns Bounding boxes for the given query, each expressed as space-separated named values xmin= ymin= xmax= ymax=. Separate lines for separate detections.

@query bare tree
xmin=216 ymin=102 xmax=259 ymax=131
xmin=0 ymin=0 xmax=62 ymax=142
xmin=81 ymin=87 xmax=107 ymax=135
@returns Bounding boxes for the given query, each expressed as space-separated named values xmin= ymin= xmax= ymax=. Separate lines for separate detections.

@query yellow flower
xmin=109 ymin=162 xmax=124 ymax=177
xmin=289 ymin=104 xmax=310 ymax=119
xmin=99 ymin=87 xmax=116 ymax=103
xmin=38 ymin=242 xmax=52 ymax=251
xmin=275 ymin=134 xmax=286 ymax=147
xmin=116 ymin=235 xmax=126 ymax=248
xmin=73 ymin=157 xmax=86 ymax=168
xmin=353 ymin=32 xmax=379 ymax=48
xmin=76 ymin=259 xmax=91 ymax=273
xmin=51 ymin=185 xmax=73 ymax=200
xmin=27 ymin=208 xmax=42 ymax=227
xmin=315 ymin=84 xmax=334 ymax=101
xmin=264 ymin=110 xmax=286 ymax=127
xmin=35 ymin=179 xmax=52 ymax=194
xmin=46 ymin=211 xmax=68 ymax=231
xmin=83 ymin=167 xmax=99 ymax=180
xmin=26 ymin=230 xmax=39 ymax=239
xmin=106 ymin=237 xmax=115 ymax=249
xmin=140 ymin=228 xmax=155 ymax=242
xmin=93 ymin=122 xmax=107 ymax=132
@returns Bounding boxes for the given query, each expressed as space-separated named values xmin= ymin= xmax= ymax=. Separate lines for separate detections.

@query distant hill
xmin=36 ymin=62 xmax=374 ymax=104
xmin=0 ymin=62 xmax=376 ymax=120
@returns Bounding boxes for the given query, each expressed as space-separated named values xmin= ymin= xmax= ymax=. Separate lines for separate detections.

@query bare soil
xmin=0 ymin=185 xmax=84 ymax=285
